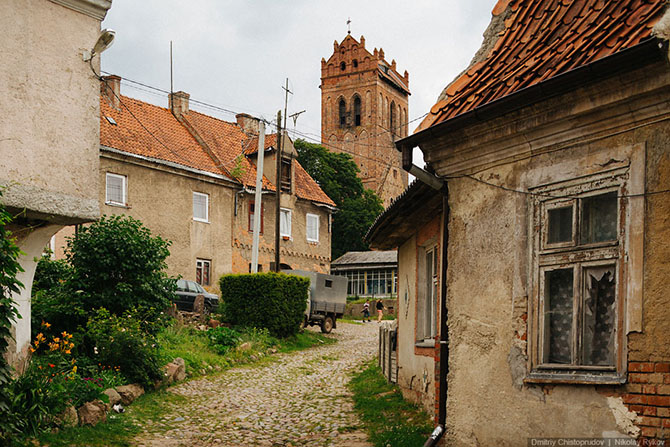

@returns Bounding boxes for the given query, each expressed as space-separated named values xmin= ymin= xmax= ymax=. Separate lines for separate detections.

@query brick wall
xmin=622 ymin=361 xmax=670 ymax=439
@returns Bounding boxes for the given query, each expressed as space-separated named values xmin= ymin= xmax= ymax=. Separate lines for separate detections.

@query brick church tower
xmin=320 ymin=33 xmax=409 ymax=207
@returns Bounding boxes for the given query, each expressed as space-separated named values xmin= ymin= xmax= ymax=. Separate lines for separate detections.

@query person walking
xmin=376 ymin=299 xmax=384 ymax=323
xmin=362 ymin=300 xmax=371 ymax=322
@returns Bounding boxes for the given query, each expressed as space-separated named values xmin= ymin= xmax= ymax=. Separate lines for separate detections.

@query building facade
xmin=320 ymin=33 xmax=409 ymax=207
xmin=331 ymin=250 xmax=397 ymax=298
xmin=0 ymin=0 xmax=112 ymax=365
xmin=370 ymin=1 xmax=670 ymax=444
xmin=55 ymin=77 xmax=335 ymax=294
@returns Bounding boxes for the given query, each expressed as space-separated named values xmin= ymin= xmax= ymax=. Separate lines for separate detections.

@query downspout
xmin=399 ymin=144 xmax=448 ymax=447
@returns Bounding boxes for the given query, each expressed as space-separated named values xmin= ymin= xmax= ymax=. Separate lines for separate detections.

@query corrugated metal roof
xmin=331 ymin=250 xmax=397 ymax=266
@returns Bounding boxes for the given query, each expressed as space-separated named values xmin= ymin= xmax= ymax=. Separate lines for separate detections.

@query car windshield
xmin=176 ymin=279 xmax=187 ymax=291
xmin=195 ymin=283 xmax=205 ymax=293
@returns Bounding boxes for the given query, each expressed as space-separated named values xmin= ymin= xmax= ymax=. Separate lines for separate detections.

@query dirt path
xmin=134 ymin=321 xmax=378 ymax=447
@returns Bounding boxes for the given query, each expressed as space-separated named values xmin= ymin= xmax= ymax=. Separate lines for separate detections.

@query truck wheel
xmin=321 ymin=316 xmax=334 ymax=334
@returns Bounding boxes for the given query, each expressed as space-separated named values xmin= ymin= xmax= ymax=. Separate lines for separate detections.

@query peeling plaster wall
xmin=397 ymin=234 xmax=436 ymax=414
xmin=420 ymin=61 xmax=670 ymax=444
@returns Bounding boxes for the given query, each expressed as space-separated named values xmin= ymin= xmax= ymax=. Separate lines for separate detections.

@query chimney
xmin=236 ymin=113 xmax=260 ymax=135
xmin=169 ymin=91 xmax=190 ymax=117
xmin=101 ymin=75 xmax=121 ymax=110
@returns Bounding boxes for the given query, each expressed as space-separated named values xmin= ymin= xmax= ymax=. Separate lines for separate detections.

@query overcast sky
xmin=101 ymin=1 xmax=495 ymax=165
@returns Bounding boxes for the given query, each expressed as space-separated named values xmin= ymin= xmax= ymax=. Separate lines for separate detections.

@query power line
xmin=449 ymin=173 xmax=670 ymax=199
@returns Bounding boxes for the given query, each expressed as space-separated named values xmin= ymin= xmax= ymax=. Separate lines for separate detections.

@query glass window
xmin=248 ymin=202 xmax=263 ymax=233
xmin=196 ymin=259 xmax=211 ymax=286
xmin=543 ymin=268 xmax=574 ymax=364
xmin=306 ymin=214 xmax=319 ymax=242
xmin=105 ymin=173 xmax=126 ymax=206
xmin=547 ymin=206 xmax=573 ymax=244
xmin=581 ymin=192 xmax=618 ymax=244
xmin=193 ymin=192 xmax=209 ymax=222
xmin=280 ymin=208 xmax=291 ymax=238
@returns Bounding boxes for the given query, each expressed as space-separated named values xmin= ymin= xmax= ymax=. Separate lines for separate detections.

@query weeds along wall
xmin=219 ymin=273 xmax=309 ymax=338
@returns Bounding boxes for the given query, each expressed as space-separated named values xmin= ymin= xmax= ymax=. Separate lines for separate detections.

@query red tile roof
xmin=101 ymin=96 xmax=221 ymax=175
xmin=100 ymin=90 xmax=334 ymax=206
xmin=417 ymin=0 xmax=667 ymax=132
xmin=243 ymin=133 xmax=278 ymax=155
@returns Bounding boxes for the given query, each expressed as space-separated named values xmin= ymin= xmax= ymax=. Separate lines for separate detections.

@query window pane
xmin=193 ymin=193 xmax=208 ymax=221
xmin=544 ymin=268 xmax=573 ymax=364
xmin=583 ymin=266 xmax=616 ymax=366
xmin=581 ymin=192 xmax=617 ymax=243
xmin=547 ymin=206 xmax=572 ymax=244
xmin=106 ymin=174 xmax=124 ymax=204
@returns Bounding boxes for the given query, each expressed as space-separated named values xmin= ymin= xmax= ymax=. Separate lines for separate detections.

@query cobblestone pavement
xmin=134 ymin=321 xmax=379 ymax=447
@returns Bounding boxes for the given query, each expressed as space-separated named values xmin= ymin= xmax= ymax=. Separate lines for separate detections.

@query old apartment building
xmin=55 ymin=76 xmax=334 ymax=293
xmin=368 ymin=0 xmax=670 ymax=444
xmin=0 ymin=0 xmax=112 ymax=364
xmin=320 ymin=33 xmax=409 ymax=207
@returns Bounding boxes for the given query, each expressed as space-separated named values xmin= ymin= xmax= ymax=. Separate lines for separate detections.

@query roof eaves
xmin=100 ymin=145 xmax=237 ymax=183
xmin=398 ymin=37 xmax=667 ymax=151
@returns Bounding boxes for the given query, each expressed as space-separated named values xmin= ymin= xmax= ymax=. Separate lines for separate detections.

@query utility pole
xmin=251 ymin=120 xmax=265 ymax=273
xmin=274 ymin=79 xmax=292 ymax=273
xmin=274 ymin=110 xmax=282 ymax=272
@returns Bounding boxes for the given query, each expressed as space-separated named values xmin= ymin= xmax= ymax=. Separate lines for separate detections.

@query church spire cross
xmin=347 ymin=17 xmax=351 ymax=34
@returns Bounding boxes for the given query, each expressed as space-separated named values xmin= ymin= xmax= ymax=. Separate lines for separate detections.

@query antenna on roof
xmin=170 ymin=41 xmax=174 ymax=112
xmin=289 ymin=110 xmax=306 ymax=129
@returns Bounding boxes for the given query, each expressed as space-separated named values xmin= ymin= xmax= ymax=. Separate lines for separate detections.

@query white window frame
xmin=280 ymin=208 xmax=292 ymax=238
xmin=105 ymin=172 xmax=127 ymax=206
xmin=306 ymin=213 xmax=319 ymax=242
xmin=193 ymin=191 xmax=209 ymax=223
xmin=528 ymin=167 xmax=635 ymax=384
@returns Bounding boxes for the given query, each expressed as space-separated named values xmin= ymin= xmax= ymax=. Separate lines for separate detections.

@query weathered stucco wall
xmin=397 ymin=234 xmax=437 ymax=415
xmin=0 ymin=0 xmax=102 ymax=223
xmin=0 ymin=0 xmax=109 ymax=359
xmin=232 ymin=192 xmax=331 ymax=274
xmin=420 ymin=60 xmax=670 ymax=444
xmin=99 ymin=156 xmax=234 ymax=294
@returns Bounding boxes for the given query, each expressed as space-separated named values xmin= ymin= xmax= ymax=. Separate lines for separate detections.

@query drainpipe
xmin=399 ymin=144 xmax=448 ymax=447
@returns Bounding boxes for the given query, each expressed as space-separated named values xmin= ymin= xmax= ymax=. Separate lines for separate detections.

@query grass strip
xmin=348 ymin=360 xmax=433 ymax=447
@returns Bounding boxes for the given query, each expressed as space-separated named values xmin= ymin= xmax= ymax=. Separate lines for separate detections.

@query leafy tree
xmin=295 ymin=139 xmax=383 ymax=259
xmin=0 ymin=191 xmax=23 ymax=442
xmin=65 ymin=214 xmax=176 ymax=320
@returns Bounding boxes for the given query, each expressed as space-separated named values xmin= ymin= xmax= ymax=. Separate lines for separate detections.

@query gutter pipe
xmin=399 ymin=144 xmax=449 ymax=447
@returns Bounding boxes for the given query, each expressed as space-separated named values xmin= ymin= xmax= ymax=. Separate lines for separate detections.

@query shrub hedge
xmin=219 ymin=273 xmax=308 ymax=338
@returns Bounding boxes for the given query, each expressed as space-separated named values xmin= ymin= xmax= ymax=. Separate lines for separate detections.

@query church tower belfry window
xmin=354 ymin=96 xmax=361 ymax=126
xmin=339 ymin=99 xmax=346 ymax=127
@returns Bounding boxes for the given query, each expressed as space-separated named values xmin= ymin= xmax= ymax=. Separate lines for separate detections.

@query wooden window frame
xmin=280 ymin=208 xmax=292 ymax=239
xmin=527 ymin=169 xmax=630 ymax=385
xmin=248 ymin=201 xmax=264 ymax=234
xmin=196 ymin=258 xmax=211 ymax=286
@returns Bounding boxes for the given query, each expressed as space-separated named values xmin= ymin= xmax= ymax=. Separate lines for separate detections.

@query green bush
xmin=0 ymin=193 xmax=23 ymax=445
xmin=219 ymin=273 xmax=308 ymax=338
xmin=32 ymin=254 xmax=72 ymax=296
xmin=65 ymin=215 xmax=176 ymax=321
xmin=206 ymin=327 xmax=241 ymax=355
xmin=86 ymin=309 xmax=163 ymax=388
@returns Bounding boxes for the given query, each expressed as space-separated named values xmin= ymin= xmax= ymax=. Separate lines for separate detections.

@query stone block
xmin=77 ymin=400 xmax=107 ymax=426
xmin=115 ymin=383 xmax=145 ymax=405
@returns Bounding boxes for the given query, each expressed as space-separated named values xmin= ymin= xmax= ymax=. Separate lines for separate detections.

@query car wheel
xmin=321 ymin=316 xmax=334 ymax=334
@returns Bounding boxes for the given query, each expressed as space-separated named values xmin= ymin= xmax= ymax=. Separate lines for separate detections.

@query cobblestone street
xmin=134 ymin=322 xmax=378 ymax=447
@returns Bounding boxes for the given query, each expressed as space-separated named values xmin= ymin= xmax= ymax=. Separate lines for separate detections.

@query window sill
xmin=524 ymin=371 xmax=626 ymax=385
xmin=105 ymin=201 xmax=130 ymax=209
xmin=415 ymin=340 xmax=435 ymax=349
xmin=307 ymin=239 xmax=319 ymax=244
xmin=193 ymin=219 xmax=210 ymax=224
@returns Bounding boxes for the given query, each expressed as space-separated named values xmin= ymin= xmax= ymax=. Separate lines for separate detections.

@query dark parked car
xmin=173 ymin=279 xmax=219 ymax=312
